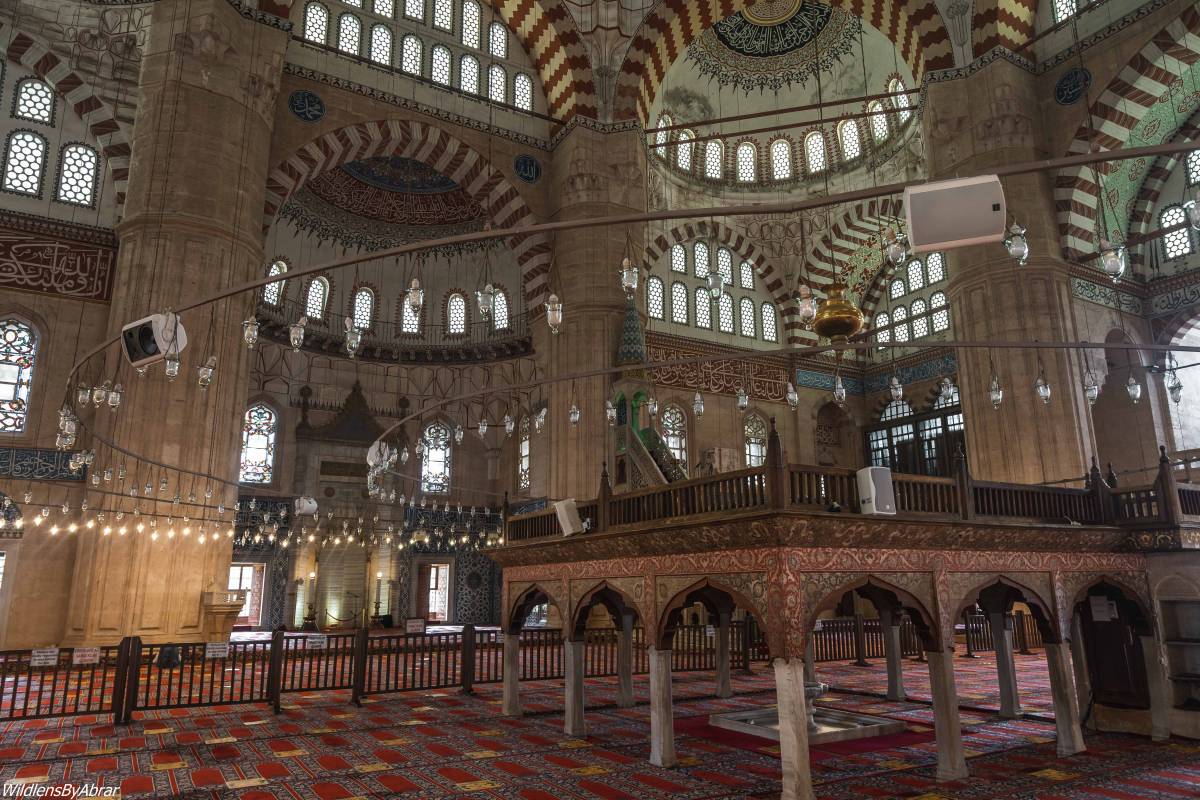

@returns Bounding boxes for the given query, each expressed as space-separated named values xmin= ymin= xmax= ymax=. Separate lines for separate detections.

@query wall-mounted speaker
xmin=904 ymin=175 xmax=1006 ymax=253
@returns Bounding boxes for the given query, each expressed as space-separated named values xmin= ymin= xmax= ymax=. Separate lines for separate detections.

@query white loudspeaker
xmin=857 ymin=467 xmax=896 ymax=515
xmin=554 ymin=499 xmax=584 ymax=536
xmin=904 ymin=175 xmax=1006 ymax=253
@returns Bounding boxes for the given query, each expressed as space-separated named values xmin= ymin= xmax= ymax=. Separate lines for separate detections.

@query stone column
xmin=1069 ymin=612 xmax=1092 ymax=726
xmin=774 ymin=658 xmax=815 ymax=800
xmin=616 ymin=611 xmax=635 ymax=708
xmin=803 ymin=637 xmax=817 ymax=683
xmin=1044 ymin=642 xmax=1086 ymax=756
xmin=927 ymin=649 xmax=969 ymax=781
xmin=1140 ymin=635 xmax=1172 ymax=741
xmin=502 ymin=633 xmax=522 ymax=716
xmin=989 ymin=612 xmax=1022 ymax=718
xmin=715 ymin=611 xmax=733 ymax=699
xmin=881 ymin=608 xmax=906 ymax=702
xmin=564 ymin=639 xmax=586 ymax=736
xmin=647 ymin=646 xmax=676 ymax=768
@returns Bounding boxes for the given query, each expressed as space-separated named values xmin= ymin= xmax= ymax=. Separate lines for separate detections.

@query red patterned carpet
xmin=0 ymin=669 xmax=1195 ymax=798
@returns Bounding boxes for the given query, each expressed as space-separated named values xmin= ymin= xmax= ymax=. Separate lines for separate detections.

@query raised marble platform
xmin=709 ymin=706 xmax=908 ymax=744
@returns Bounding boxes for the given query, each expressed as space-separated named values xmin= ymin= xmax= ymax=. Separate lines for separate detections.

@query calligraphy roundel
xmin=288 ymin=90 xmax=326 ymax=123
xmin=1054 ymin=68 xmax=1092 ymax=106
xmin=714 ymin=0 xmax=832 ymax=57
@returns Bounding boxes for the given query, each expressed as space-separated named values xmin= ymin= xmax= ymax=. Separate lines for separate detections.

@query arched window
xmin=910 ymin=298 xmax=928 ymax=338
xmin=890 ymin=79 xmax=912 ymax=124
xmin=740 ymin=297 xmax=756 ymax=337
xmin=488 ymin=64 xmax=507 ymax=103
xmin=931 ymin=291 xmax=950 ymax=332
xmin=239 ymin=404 xmax=277 ymax=484
xmin=881 ymin=400 xmax=913 ymax=420
xmin=263 ymin=260 xmax=287 ymax=306
xmin=352 ymin=287 xmax=374 ymax=330
xmin=655 ymin=114 xmax=672 ymax=159
xmin=662 ymin=405 xmax=687 ymax=464
xmin=401 ymin=297 xmax=421 ymax=334
xmin=461 ymin=0 xmax=481 ymax=48
xmin=838 ymin=121 xmax=861 ymax=160
xmin=646 ymin=276 xmax=665 ymax=320
xmin=369 ymin=24 xmax=392 ymax=64
xmin=401 ymin=35 xmax=422 ymax=74
xmin=890 ymin=278 xmax=906 ymax=299
xmin=2 ymin=131 xmax=46 ymax=196
xmin=770 ymin=139 xmax=793 ymax=180
xmin=345 ymin=1 xmax=362 ymax=10
xmin=493 ymin=289 xmax=510 ymax=330
xmin=517 ymin=416 xmax=531 ymax=490
xmin=671 ymin=281 xmax=688 ymax=324
xmin=926 ymin=252 xmax=945 ymax=283
xmin=514 ymin=73 xmax=533 ymax=111
xmin=460 ymin=55 xmax=480 ymax=94
xmin=717 ymin=248 xmax=733 ymax=285
xmin=736 ymin=142 xmax=757 ymax=182
xmin=907 ymin=259 xmax=925 ymax=291
xmin=804 ymin=131 xmax=826 ymax=173
xmin=404 ymin=0 xmax=424 ymax=20
xmin=1052 ymin=0 xmax=1076 ymax=23
xmin=56 ymin=144 xmax=99 ymax=206
xmin=305 ymin=277 xmax=329 ymax=320
xmin=1188 ymin=150 xmax=1200 ymax=186
xmin=739 ymin=260 xmax=754 ymax=289
xmin=14 ymin=79 xmax=54 ymax=124
xmin=431 ymin=45 xmax=451 ymax=85
xmin=303 ymin=2 xmax=329 ymax=43
xmin=0 ymin=319 xmax=37 ymax=433
xmin=693 ymin=242 xmax=709 ymax=278
xmin=337 ymin=13 xmax=361 ymax=54
xmin=892 ymin=305 xmax=909 ymax=342
xmin=705 ymin=140 xmax=723 ymax=179
xmin=433 ymin=0 xmax=453 ymax=30
xmin=744 ymin=414 xmax=767 ymax=467
xmin=670 ymin=243 xmax=686 ymax=273
xmin=489 ymin=21 xmax=507 ymax=58
xmin=374 ymin=0 xmax=394 ymax=16
xmin=676 ymin=130 xmax=694 ymax=171
xmin=868 ymin=100 xmax=888 ymax=142
xmin=447 ymin=292 xmax=467 ymax=334
xmin=874 ymin=311 xmax=891 ymax=345
xmin=761 ymin=303 xmax=777 ymax=342
xmin=1162 ymin=205 xmax=1193 ymax=259
xmin=694 ymin=287 xmax=712 ymax=329
xmin=421 ymin=422 xmax=452 ymax=493
xmin=717 ymin=293 xmax=734 ymax=333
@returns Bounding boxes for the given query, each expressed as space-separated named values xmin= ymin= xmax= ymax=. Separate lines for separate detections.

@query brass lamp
xmin=812 ymin=281 xmax=864 ymax=342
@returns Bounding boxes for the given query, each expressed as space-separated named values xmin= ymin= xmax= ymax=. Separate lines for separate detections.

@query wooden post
xmin=1156 ymin=445 xmax=1183 ymax=527
xmin=766 ymin=417 xmax=786 ymax=509
xmin=111 ymin=636 xmax=131 ymax=724
xmin=851 ymin=612 xmax=870 ymax=667
xmin=741 ymin=616 xmax=754 ymax=674
xmin=461 ymin=624 xmax=476 ymax=695
xmin=350 ymin=627 xmax=369 ymax=707
xmin=1014 ymin=611 xmax=1033 ymax=655
xmin=960 ymin=610 xmax=977 ymax=659
xmin=122 ymin=636 xmax=143 ymax=725
xmin=596 ymin=462 xmax=611 ymax=533
xmin=267 ymin=629 xmax=285 ymax=714
xmin=954 ymin=444 xmax=975 ymax=520
xmin=1089 ymin=457 xmax=1116 ymax=524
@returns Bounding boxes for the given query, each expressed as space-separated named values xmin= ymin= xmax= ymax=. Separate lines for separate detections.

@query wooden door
xmin=1079 ymin=599 xmax=1150 ymax=709
xmin=415 ymin=564 xmax=432 ymax=619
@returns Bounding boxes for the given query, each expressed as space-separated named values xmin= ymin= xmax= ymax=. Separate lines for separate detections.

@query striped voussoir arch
xmin=262 ymin=119 xmax=552 ymax=305
xmin=491 ymin=0 xmax=596 ymax=120
xmin=0 ymin=19 xmax=131 ymax=207
xmin=1055 ymin=5 xmax=1200 ymax=263
xmin=1125 ymin=109 xmax=1200 ymax=270
xmin=644 ymin=219 xmax=805 ymax=343
xmin=613 ymin=0 xmax=953 ymax=122
xmin=811 ymin=198 xmax=903 ymax=315
xmin=970 ymin=0 xmax=1037 ymax=57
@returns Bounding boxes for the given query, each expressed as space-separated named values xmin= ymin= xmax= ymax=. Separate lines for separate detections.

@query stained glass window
xmin=462 ymin=0 xmax=481 ymax=47
xmin=761 ymin=303 xmax=777 ymax=342
xmin=239 ymin=404 xmax=277 ymax=484
xmin=493 ymin=289 xmax=510 ymax=330
xmin=402 ymin=297 xmax=421 ymax=333
xmin=401 ymin=35 xmax=422 ymax=74
xmin=447 ymin=292 xmax=467 ymax=334
xmin=744 ymin=414 xmax=767 ymax=467
xmin=891 ymin=79 xmax=912 ymax=124
xmin=489 ymin=21 xmax=507 ymax=58
xmin=369 ymin=24 xmax=392 ymax=64
xmin=736 ymin=142 xmax=757 ymax=182
xmin=353 ymin=287 xmax=374 ymax=330
xmin=1188 ymin=150 xmax=1200 ymax=186
xmin=488 ymin=64 xmax=507 ymax=103
xmin=337 ymin=13 xmax=361 ymax=54
xmin=868 ymin=101 xmax=888 ymax=142
xmin=405 ymin=0 xmax=424 ymax=20
xmin=14 ymin=80 xmax=53 ymax=124
xmin=647 ymin=276 xmax=665 ymax=319
xmin=56 ymin=144 xmax=98 ymax=206
xmin=874 ymin=312 xmax=890 ymax=345
xmin=907 ymin=259 xmax=925 ymax=291
xmin=1052 ymin=0 xmax=1076 ymax=23
xmin=421 ymin=422 xmax=451 ymax=493
xmin=518 ymin=416 xmax=531 ymax=490
xmin=304 ymin=2 xmax=329 ymax=42
xmin=433 ymin=0 xmax=452 ymax=30
xmin=460 ymin=55 xmax=480 ymax=93
xmin=1162 ymin=205 xmax=1192 ymax=259
xmin=926 ymin=252 xmax=945 ymax=283
xmin=670 ymin=244 xmax=686 ymax=273
xmin=662 ymin=405 xmax=687 ymax=464
xmin=805 ymin=131 xmax=826 ymax=173
xmin=694 ymin=287 xmax=711 ymax=329
xmin=263 ymin=260 xmax=287 ymax=306
xmin=931 ymin=291 xmax=949 ymax=332
xmin=431 ymin=45 xmax=451 ymax=84
xmin=718 ymin=293 xmax=734 ymax=333
xmin=890 ymin=278 xmax=906 ymax=299
xmin=3 ymin=131 xmax=45 ymax=196
xmin=671 ymin=281 xmax=688 ymax=323
xmin=718 ymin=248 xmax=733 ymax=285
xmin=374 ymin=0 xmax=394 ymax=16
xmin=739 ymin=259 xmax=754 ymax=289
xmin=770 ymin=139 xmax=792 ymax=180
xmin=0 ymin=320 xmax=36 ymax=433
xmin=740 ymin=297 xmax=755 ymax=337
xmin=306 ymin=277 xmax=329 ymax=320
xmin=514 ymin=73 xmax=533 ymax=111
xmin=892 ymin=305 xmax=909 ymax=342
xmin=693 ymin=242 xmax=709 ymax=278
xmin=655 ymin=115 xmax=672 ymax=159
xmin=677 ymin=130 xmax=694 ymax=171
xmin=911 ymin=298 xmax=928 ymax=338
xmin=705 ymin=140 xmax=723 ymax=179
xmin=839 ymin=121 xmax=861 ymax=160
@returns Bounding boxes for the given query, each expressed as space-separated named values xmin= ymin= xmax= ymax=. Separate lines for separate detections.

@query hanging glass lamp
xmin=1125 ymin=375 xmax=1142 ymax=404
xmin=1083 ymin=370 xmax=1100 ymax=406
xmin=1003 ymin=223 xmax=1029 ymax=265
xmin=545 ymin=294 xmax=563 ymax=334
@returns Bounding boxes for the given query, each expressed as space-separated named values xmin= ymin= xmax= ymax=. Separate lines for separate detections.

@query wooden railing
xmin=607 ymin=467 xmax=768 ymax=527
xmin=789 ymin=465 xmax=857 ymax=509
xmin=892 ymin=473 xmax=960 ymax=516
xmin=972 ymin=481 xmax=1101 ymax=523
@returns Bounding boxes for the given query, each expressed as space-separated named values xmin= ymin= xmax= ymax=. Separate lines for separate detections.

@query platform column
xmin=616 ymin=610 xmax=635 ymax=708
xmin=648 ymin=646 xmax=676 ymax=767
xmin=564 ymin=639 xmax=586 ymax=736
xmin=1141 ymin=635 xmax=1172 ymax=741
xmin=774 ymin=657 xmax=815 ymax=800
xmin=927 ymin=649 xmax=969 ymax=780
xmin=1044 ymin=642 xmax=1086 ymax=755
xmin=881 ymin=608 xmax=907 ymax=702
xmin=989 ymin=612 xmax=1022 ymax=718
xmin=502 ymin=633 xmax=522 ymax=717
xmin=715 ymin=611 xmax=733 ymax=699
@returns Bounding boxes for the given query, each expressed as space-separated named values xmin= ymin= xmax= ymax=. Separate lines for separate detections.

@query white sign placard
xmin=705 ymin=625 xmax=715 ymax=638
xmin=30 ymin=648 xmax=59 ymax=667
xmin=71 ymin=647 xmax=101 ymax=666
xmin=306 ymin=635 xmax=328 ymax=650
xmin=205 ymin=642 xmax=230 ymax=659
xmin=813 ymin=619 xmax=824 ymax=631
xmin=1089 ymin=595 xmax=1113 ymax=622
xmin=405 ymin=618 xmax=427 ymax=635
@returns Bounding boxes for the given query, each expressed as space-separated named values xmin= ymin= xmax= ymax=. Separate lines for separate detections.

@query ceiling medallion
xmin=742 ymin=0 xmax=804 ymax=26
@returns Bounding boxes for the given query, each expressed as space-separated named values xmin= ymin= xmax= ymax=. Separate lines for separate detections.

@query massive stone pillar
xmin=616 ymin=610 xmax=635 ymax=708
xmin=774 ymin=658 xmax=815 ymax=800
xmin=563 ymin=639 xmax=587 ymax=736
xmin=502 ymin=633 xmax=522 ymax=716
xmin=989 ymin=612 xmax=1022 ymax=718
xmin=715 ymin=611 xmax=733 ymax=698
xmin=647 ymin=646 xmax=676 ymax=767
xmin=62 ymin=0 xmax=288 ymax=645
xmin=927 ymin=649 xmax=969 ymax=781
xmin=881 ymin=608 xmax=907 ymax=702
xmin=1044 ymin=642 xmax=1086 ymax=756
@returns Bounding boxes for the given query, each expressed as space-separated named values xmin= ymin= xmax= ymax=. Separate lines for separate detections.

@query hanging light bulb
xmin=885 ymin=229 xmax=908 ymax=266
xmin=242 ymin=318 xmax=259 ymax=349
xmin=619 ymin=256 xmax=639 ymax=294
xmin=92 ymin=382 xmax=110 ymax=408
xmin=888 ymin=375 xmax=903 ymax=401
xmin=407 ymin=277 xmax=424 ymax=313
xmin=476 ymin=283 xmax=495 ymax=318
xmin=454 ymin=424 xmax=465 ymax=444
xmin=647 ymin=396 xmax=659 ymax=417
xmin=1099 ymin=238 xmax=1127 ymax=283
xmin=568 ymin=403 xmax=581 ymax=425
xmin=833 ymin=374 xmax=847 ymax=407
xmin=736 ymin=386 xmax=749 ymax=411
xmin=535 ymin=407 xmax=547 ymax=433
xmin=289 ymin=316 xmax=307 ymax=352
xmin=164 ymin=352 xmax=181 ymax=380
xmin=796 ymin=285 xmax=818 ymax=328
xmin=1188 ymin=191 xmax=1200 ymax=230
xmin=1083 ymin=370 xmax=1100 ymax=405
xmin=1166 ymin=368 xmax=1184 ymax=404
xmin=399 ymin=446 xmax=410 ymax=465
xmin=786 ymin=382 xmax=799 ymax=411
xmin=1126 ymin=374 xmax=1143 ymax=404
xmin=1003 ymin=223 xmax=1029 ymax=265
xmin=605 ymin=400 xmax=616 ymax=426
xmin=107 ymin=383 xmax=122 ymax=410
xmin=343 ymin=320 xmax=362 ymax=358
xmin=22 ymin=490 xmax=31 ymax=504
xmin=545 ymin=293 xmax=563 ymax=335
xmin=988 ymin=370 xmax=1004 ymax=409
xmin=503 ymin=414 xmax=515 ymax=437
xmin=706 ymin=269 xmax=724 ymax=300
xmin=197 ymin=356 xmax=217 ymax=390
xmin=692 ymin=391 xmax=705 ymax=417
xmin=76 ymin=385 xmax=91 ymax=406
xmin=1035 ymin=365 xmax=1052 ymax=405
xmin=477 ymin=418 xmax=488 ymax=437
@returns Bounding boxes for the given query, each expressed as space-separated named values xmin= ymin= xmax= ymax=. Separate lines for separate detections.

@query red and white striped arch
xmin=613 ymin=0 xmax=954 ymax=123
xmin=970 ymin=0 xmax=1037 ymax=57
xmin=490 ymin=0 xmax=596 ymax=120
xmin=1054 ymin=6 xmax=1200 ymax=263
xmin=0 ymin=20 xmax=132 ymax=207
xmin=1126 ymin=109 xmax=1200 ymax=271
xmin=811 ymin=197 xmax=904 ymax=315
xmin=262 ymin=119 xmax=553 ymax=306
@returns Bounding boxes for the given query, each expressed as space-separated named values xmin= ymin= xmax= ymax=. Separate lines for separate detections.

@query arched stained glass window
xmin=739 ymin=260 xmax=754 ymax=290
xmin=740 ymin=297 xmax=755 ymax=337
xmin=0 ymin=319 xmax=36 ymax=433
xmin=677 ymin=130 xmax=694 ymax=171
xmin=337 ymin=13 xmax=361 ymax=54
xmin=488 ymin=64 xmax=507 ymax=103
xmin=670 ymin=243 xmax=686 ymax=273
xmin=744 ymin=414 xmax=767 ymax=467
xmin=646 ymin=276 xmax=665 ymax=320
xmin=761 ymin=303 xmax=777 ymax=342
xmin=926 ymin=252 xmax=945 ymax=283
xmin=907 ymin=260 xmax=925 ymax=291
xmin=705 ymin=140 xmax=723 ymax=179
xmin=891 ymin=79 xmax=912 ymax=124
xmin=1162 ymin=205 xmax=1192 ymax=259
xmin=717 ymin=248 xmax=733 ymax=285
xmin=404 ymin=0 xmax=424 ymax=20
xmin=868 ymin=100 xmax=888 ymax=142
xmin=770 ymin=139 xmax=792 ymax=180
xmin=2 ymin=131 xmax=45 ymax=196
xmin=433 ymin=0 xmax=452 ymax=30
xmin=401 ymin=35 xmax=422 ymax=74
xmin=263 ymin=260 xmax=287 ymax=306
xmin=493 ymin=289 xmax=510 ymax=330
xmin=369 ymin=25 xmax=392 ymax=64
xmin=431 ymin=45 xmax=451 ymax=84
xmin=736 ymin=142 xmax=757 ymax=182
xmin=421 ymin=422 xmax=452 ymax=493
xmin=671 ymin=281 xmax=688 ymax=324
xmin=693 ymin=242 xmax=709 ymax=278
xmin=306 ymin=277 xmax=329 ymax=320
xmin=304 ymin=2 xmax=329 ymax=42
xmin=1188 ymin=150 xmax=1200 ymax=186
xmin=890 ymin=278 xmax=906 ymax=299
xmin=239 ymin=404 xmax=277 ymax=484
xmin=662 ymin=405 xmax=687 ymax=464
xmin=514 ymin=73 xmax=533 ymax=111
xmin=655 ymin=115 xmax=672 ymax=159
xmin=839 ymin=121 xmax=861 ymax=160
xmin=56 ymin=144 xmax=99 ymax=206
xmin=718 ymin=293 xmax=734 ymax=333
xmin=460 ymin=55 xmax=480 ymax=94
xmin=892 ymin=305 xmax=909 ymax=342
xmin=805 ymin=131 xmax=826 ymax=173
xmin=694 ymin=287 xmax=712 ymax=329
xmin=518 ymin=416 xmax=531 ymax=490
xmin=352 ymin=287 xmax=374 ymax=330
xmin=14 ymin=80 xmax=53 ymax=124
xmin=911 ymin=298 xmax=928 ymax=338
xmin=447 ymin=293 xmax=467 ymax=334
xmin=931 ymin=291 xmax=950 ymax=332
xmin=401 ymin=297 xmax=421 ymax=334
xmin=874 ymin=311 xmax=891 ymax=345
xmin=462 ymin=0 xmax=481 ymax=48
xmin=489 ymin=21 xmax=507 ymax=58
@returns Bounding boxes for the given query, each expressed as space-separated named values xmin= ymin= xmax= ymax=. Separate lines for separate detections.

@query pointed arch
xmin=656 ymin=577 xmax=771 ymax=653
